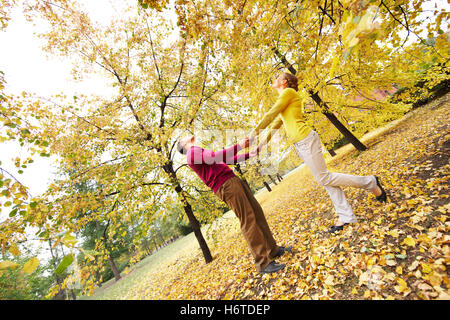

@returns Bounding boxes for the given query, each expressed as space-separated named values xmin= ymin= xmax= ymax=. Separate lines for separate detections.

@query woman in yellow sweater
xmin=251 ymin=73 xmax=387 ymax=233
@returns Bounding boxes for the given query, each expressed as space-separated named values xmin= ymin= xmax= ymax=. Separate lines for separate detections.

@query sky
xmin=1 ymin=0 xmax=447 ymax=198
xmin=0 ymin=0 xmax=179 ymax=199
xmin=0 ymin=0 xmax=123 ymax=199
xmin=0 ymin=0 xmax=129 ymax=261
xmin=0 ymin=0 xmax=181 ymax=264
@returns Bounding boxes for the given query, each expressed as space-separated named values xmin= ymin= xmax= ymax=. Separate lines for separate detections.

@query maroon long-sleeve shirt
xmin=187 ymin=143 xmax=250 ymax=193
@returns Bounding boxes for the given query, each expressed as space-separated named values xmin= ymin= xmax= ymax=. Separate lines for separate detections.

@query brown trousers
xmin=214 ymin=176 xmax=279 ymax=271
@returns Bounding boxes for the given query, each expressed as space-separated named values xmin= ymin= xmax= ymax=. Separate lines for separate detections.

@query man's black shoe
xmin=273 ymin=245 xmax=293 ymax=258
xmin=260 ymin=261 xmax=285 ymax=274
xmin=328 ymin=223 xmax=349 ymax=233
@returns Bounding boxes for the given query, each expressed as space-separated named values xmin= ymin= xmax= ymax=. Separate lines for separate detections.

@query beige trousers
xmin=293 ymin=130 xmax=377 ymax=224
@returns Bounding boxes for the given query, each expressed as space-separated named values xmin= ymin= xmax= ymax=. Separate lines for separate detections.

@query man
xmin=177 ymin=135 xmax=292 ymax=273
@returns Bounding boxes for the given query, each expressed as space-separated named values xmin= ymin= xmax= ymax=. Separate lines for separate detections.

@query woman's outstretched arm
xmin=249 ymin=88 xmax=293 ymax=139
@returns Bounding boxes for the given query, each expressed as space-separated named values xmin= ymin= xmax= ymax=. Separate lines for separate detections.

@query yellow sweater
xmin=253 ymin=88 xmax=312 ymax=144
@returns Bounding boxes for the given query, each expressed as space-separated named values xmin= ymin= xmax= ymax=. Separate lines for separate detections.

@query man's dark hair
xmin=177 ymin=140 xmax=187 ymax=155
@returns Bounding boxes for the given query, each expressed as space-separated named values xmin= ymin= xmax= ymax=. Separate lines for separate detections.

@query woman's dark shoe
xmin=374 ymin=176 xmax=387 ymax=202
xmin=259 ymin=261 xmax=285 ymax=274
xmin=328 ymin=223 xmax=349 ymax=233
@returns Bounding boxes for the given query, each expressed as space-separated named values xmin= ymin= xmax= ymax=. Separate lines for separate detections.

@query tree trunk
xmin=235 ymin=164 xmax=253 ymax=192
xmin=268 ymin=175 xmax=277 ymax=185
xmin=107 ymin=255 xmax=121 ymax=281
xmin=326 ymin=146 xmax=337 ymax=157
xmin=163 ymin=162 xmax=213 ymax=264
xmin=101 ymin=219 xmax=121 ymax=281
xmin=155 ymin=227 xmax=166 ymax=246
xmin=48 ymin=240 xmax=65 ymax=300
xmin=181 ymin=197 xmax=213 ymax=263
xmin=272 ymin=48 xmax=367 ymax=152
xmin=308 ymin=91 xmax=367 ymax=151
xmin=151 ymin=237 xmax=157 ymax=251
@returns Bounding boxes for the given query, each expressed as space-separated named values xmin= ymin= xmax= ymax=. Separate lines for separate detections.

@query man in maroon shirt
xmin=177 ymin=135 xmax=291 ymax=273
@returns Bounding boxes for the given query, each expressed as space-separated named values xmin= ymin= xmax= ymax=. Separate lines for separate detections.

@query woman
xmin=251 ymin=72 xmax=387 ymax=233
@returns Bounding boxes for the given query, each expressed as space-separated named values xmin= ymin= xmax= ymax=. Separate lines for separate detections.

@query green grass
xmin=83 ymin=209 xmax=242 ymax=300
xmin=81 ymin=231 xmax=200 ymax=300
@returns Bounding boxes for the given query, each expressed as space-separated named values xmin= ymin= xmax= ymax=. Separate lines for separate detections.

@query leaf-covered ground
xmin=95 ymin=94 xmax=449 ymax=300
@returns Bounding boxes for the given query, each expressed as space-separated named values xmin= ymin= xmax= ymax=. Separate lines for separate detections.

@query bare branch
xmin=71 ymin=156 xmax=127 ymax=180
xmin=145 ymin=16 xmax=164 ymax=93
xmin=0 ymin=167 xmax=33 ymax=198
xmin=160 ymin=62 xmax=184 ymax=128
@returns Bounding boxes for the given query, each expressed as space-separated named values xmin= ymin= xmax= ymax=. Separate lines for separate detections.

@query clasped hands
xmin=237 ymin=135 xmax=263 ymax=158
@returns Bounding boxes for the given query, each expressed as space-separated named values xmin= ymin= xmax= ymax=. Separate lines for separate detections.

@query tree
xmin=0 ymin=244 xmax=55 ymax=300
xmin=172 ymin=0 xmax=448 ymax=151
xmin=1 ymin=0 xmax=55 ymax=282
xmin=0 ymin=0 xmax=258 ymax=296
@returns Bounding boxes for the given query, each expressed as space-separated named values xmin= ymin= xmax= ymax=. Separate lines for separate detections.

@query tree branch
xmin=160 ymin=62 xmax=184 ymax=128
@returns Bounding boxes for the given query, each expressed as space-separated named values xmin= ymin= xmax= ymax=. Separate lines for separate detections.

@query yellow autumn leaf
xmin=324 ymin=275 xmax=335 ymax=286
xmin=386 ymin=259 xmax=397 ymax=266
xmin=359 ymin=271 xmax=370 ymax=286
xmin=437 ymin=292 xmax=450 ymax=300
xmin=62 ymin=233 xmax=77 ymax=247
xmin=341 ymin=0 xmax=351 ymax=8
xmin=367 ymin=257 xmax=375 ymax=268
xmin=421 ymin=263 xmax=432 ymax=274
xmin=356 ymin=6 xmax=378 ymax=33
xmin=312 ymin=255 xmax=320 ymax=264
xmin=0 ymin=260 xmax=19 ymax=270
xmin=388 ymin=230 xmax=399 ymax=238
xmin=329 ymin=55 xmax=339 ymax=79
xmin=402 ymin=237 xmax=416 ymax=247
xmin=8 ymin=243 xmax=20 ymax=257
xmin=428 ymin=274 xmax=442 ymax=286
xmin=23 ymin=257 xmax=39 ymax=274
xmin=394 ymin=278 xmax=409 ymax=293
xmin=408 ymin=261 xmax=420 ymax=272
xmin=357 ymin=13 xmax=372 ymax=33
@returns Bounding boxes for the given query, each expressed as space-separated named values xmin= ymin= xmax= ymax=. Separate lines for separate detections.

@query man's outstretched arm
xmin=189 ymin=138 xmax=250 ymax=164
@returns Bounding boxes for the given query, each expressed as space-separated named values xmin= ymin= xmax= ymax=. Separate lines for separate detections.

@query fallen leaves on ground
xmin=118 ymin=95 xmax=449 ymax=300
